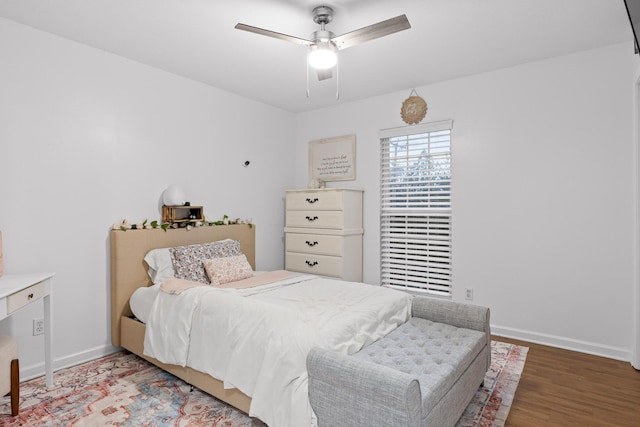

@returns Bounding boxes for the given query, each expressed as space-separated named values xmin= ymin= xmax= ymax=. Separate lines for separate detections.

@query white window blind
xmin=380 ymin=120 xmax=452 ymax=296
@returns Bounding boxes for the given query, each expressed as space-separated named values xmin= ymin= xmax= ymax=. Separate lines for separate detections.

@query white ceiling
xmin=0 ymin=0 xmax=633 ymax=113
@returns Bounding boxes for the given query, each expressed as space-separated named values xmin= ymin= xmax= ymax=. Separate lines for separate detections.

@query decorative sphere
xmin=162 ymin=185 xmax=187 ymax=206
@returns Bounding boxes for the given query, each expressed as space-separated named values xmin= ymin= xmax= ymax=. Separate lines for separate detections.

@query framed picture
xmin=309 ymin=134 xmax=356 ymax=183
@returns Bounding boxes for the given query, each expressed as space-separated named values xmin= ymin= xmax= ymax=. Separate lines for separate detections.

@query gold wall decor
xmin=400 ymin=89 xmax=427 ymax=124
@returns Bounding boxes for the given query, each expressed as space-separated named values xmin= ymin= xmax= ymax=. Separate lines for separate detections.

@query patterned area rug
xmin=0 ymin=341 xmax=527 ymax=427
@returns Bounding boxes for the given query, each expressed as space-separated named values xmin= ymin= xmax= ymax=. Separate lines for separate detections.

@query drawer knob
xmin=306 ymin=198 xmax=319 ymax=204
xmin=305 ymin=216 xmax=319 ymax=222
xmin=305 ymin=241 xmax=319 ymax=247
xmin=305 ymin=260 xmax=318 ymax=267
xmin=28 ymin=293 xmax=34 ymax=300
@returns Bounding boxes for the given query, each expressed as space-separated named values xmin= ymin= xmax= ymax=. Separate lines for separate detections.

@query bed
xmin=109 ymin=224 xmax=412 ymax=427
xmin=110 ymin=225 xmax=258 ymax=413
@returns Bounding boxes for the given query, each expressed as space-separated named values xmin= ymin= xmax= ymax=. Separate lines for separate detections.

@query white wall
xmin=295 ymin=43 xmax=638 ymax=360
xmin=0 ymin=18 xmax=295 ymax=378
xmin=1 ymin=16 xmax=637 ymax=382
xmin=633 ymin=60 xmax=640 ymax=369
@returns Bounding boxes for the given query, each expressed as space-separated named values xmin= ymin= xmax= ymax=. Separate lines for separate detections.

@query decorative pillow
xmin=203 ymin=254 xmax=254 ymax=286
xmin=169 ymin=239 xmax=242 ymax=284
xmin=144 ymin=248 xmax=175 ymax=285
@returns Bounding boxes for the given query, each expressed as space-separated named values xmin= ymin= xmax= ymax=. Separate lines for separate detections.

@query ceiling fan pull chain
xmin=336 ymin=60 xmax=340 ymax=100
xmin=306 ymin=52 xmax=310 ymax=98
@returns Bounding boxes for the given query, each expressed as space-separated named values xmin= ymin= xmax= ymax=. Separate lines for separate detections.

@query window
xmin=380 ymin=120 xmax=452 ymax=296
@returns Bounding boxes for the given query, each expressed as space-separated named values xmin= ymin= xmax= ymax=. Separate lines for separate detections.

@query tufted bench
xmin=308 ymin=297 xmax=491 ymax=427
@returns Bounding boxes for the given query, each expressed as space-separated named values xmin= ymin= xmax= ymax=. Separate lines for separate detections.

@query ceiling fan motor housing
xmin=312 ymin=6 xmax=334 ymax=25
xmin=312 ymin=29 xmax=335 ymax=43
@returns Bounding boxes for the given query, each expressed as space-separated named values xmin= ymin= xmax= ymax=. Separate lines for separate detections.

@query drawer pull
xmin=305 ymin=240 xmax=319 ymax=247
xmin=305 ymin=260 xmax=318 ymax=267
xmin=28 ymin=293 xmax=34 ymax=300
xmin=306 ymin=198 xmax=319 ymax=204
xmin=305 ymin=216 xmax=319 ymax=222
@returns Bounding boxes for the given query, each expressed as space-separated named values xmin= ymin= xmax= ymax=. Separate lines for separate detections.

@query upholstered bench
xmin=307 ymin=297 xmax=491 ymax=427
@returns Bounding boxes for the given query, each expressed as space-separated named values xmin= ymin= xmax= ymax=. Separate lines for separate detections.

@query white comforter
xmin=143 ymin=274 xmax=412 ymax=427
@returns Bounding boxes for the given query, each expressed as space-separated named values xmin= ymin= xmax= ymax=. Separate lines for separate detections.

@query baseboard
xmin=20 ymin=343 xmax=121 ymax=382
xmin=491 ymin=325 xmax=631 ymax=362
xmin=18 ymin=328 xmax=633 ymax=380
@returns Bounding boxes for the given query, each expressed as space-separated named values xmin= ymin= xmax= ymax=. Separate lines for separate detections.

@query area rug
xmin=0 ymin=341 xmax=527 ymax=427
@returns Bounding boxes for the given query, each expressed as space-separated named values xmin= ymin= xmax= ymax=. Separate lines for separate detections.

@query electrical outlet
xmin=33 ymin=318 xmax=45 ymax=336
xmin=465 ymin=288 xmax=474 ymax=300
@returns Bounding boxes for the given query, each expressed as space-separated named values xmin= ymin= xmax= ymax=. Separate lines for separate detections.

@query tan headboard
xmin=110 ymin=224 xmax=256 ymax=346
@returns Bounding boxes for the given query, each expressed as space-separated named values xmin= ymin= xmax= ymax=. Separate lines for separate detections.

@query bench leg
xmin=10 ymin=359 xmax=19 ymax=416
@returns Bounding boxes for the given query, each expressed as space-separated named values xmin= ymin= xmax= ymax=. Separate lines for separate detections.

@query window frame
xmin=379 ymin=120 xmax=453 ymax=296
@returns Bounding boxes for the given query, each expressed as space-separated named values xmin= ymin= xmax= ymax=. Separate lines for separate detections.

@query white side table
xmin=0 ymin=273 xmax=54 ymax=387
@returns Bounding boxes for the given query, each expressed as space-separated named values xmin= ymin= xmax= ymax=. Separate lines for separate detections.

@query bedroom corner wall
xmin=294 ymin=42 xmax=637 ymax=361
xmin=633 ymin=59 xmax=640 ymax=370
xmin=0 ymin=17 xmax=295 ymax=379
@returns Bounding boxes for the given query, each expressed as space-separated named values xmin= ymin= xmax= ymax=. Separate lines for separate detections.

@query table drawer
xmin=7 ymin=280 xmax=45 ymax=314
xmin=285 ymin=252 xmax=343 ymax=278
xmin=286 ymin=191 xmax=344 ymax=211
xmin=286 ymin=210 xmax=344 ymax=229
xmin=286 ymin=233 xmax=344 ymax=256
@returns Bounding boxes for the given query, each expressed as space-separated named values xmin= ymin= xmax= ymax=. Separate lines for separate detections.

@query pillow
xmin=203 ymin=254 xmax=254 ymax=286
xmin=129 ymin=284 xmax=161 ymax=323
xmin=144 ymin=248 xmax=175 ymax=285
xmin=169 ymin=239 xmax=242 ymax=284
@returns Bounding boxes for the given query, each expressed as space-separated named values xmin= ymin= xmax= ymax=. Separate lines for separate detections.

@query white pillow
xmin=143 ymin=248 xmax=175 ymax=285
xmin=129 ymin=284 xmax=160 ymax=324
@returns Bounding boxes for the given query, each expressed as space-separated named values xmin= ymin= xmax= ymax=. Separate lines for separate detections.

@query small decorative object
xmin=162 ymin=205 xmax=204 ymax=224
xmin=162 ymin=185 xmax=187 ymax=206
xmin=113 ymin=219 xmax=167 ymax=231
xmin=112 ymin=214 xmax=254 ymax=232
xmin=400 ymin=89 xmax=428 ymax=125
xmin=309 ymin=179 xmax=327 ymax=189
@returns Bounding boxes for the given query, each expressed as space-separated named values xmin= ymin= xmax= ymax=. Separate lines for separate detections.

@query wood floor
xmin=495 ymin=336 xmax=640 ymax=426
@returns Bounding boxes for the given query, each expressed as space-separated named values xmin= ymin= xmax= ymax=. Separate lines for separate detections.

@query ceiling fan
xmin=235 ymin=6 xmax=411 ymax=82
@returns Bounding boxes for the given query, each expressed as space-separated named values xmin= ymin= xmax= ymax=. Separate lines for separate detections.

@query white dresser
xmin=284 ymin=188 xmax=363 ymax=281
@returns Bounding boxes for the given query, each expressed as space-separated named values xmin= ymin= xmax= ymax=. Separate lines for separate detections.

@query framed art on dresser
xmin=308 ymin=134 xmax=356 ymax=183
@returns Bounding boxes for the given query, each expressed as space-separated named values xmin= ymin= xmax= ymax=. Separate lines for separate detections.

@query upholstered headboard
xmin=109 ymin=224 xmax=256 ymax=346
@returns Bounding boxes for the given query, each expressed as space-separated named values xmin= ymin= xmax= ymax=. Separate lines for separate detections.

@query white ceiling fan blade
xmin=332 ymin=15 xmax=411 ymax=50
xmin=234 ymin=23 xmax=312 ymax=46
xmin=317 ymin=68 xmax=333 ymax=81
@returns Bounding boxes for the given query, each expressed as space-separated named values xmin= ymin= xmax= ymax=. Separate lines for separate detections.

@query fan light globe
xmin=162 ymin=185 xmax=187 ymax=206
xmin=308 ymin=42 xmax=337 ymax=70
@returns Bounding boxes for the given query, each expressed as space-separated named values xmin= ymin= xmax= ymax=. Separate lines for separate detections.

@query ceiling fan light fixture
xmin=308 ymin=41 xmax=337 ymax=70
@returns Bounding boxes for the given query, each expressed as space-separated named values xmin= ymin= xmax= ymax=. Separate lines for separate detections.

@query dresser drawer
xmin=286 ymin=233 xmax=344 ymax=256
xmin=7 ymin=280 xmax=45 ymax=314
xmin=286 ymin=210 xmax=344 ymax=229
xmin=286 ymin=191 xmax=344 ymax=211
xmin=285 ymin=252 xmax=343 ymax=278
